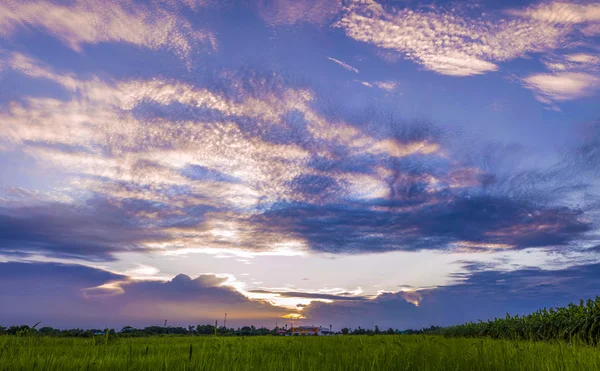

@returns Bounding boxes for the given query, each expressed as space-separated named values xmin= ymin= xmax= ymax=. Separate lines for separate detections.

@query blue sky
xmin=1 ymin=0 xmax=600 ymax=329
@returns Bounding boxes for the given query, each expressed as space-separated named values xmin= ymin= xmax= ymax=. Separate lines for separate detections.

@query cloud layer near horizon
xmin=3 ymin=261 xmax=600 ymax=329
xmin=0 ymin=262 xmax=289 ymax=328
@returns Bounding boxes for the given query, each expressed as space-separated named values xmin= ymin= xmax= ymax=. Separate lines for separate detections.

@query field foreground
xmin=2 ymin=335 xmax=600 ymax=371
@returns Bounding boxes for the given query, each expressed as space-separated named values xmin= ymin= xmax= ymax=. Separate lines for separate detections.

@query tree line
xmin=0 ymin=324 xmax=439 ymax=337
xmin=0 ymin=325 xmax=276 ymax=337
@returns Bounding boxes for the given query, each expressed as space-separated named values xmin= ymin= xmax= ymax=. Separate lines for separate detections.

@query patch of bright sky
xmin=5 ymin=246 xmax=597 ymax=309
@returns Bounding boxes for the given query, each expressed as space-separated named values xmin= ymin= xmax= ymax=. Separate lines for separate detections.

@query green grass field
xmin=2 ymin=335 xmax=600 ymax=371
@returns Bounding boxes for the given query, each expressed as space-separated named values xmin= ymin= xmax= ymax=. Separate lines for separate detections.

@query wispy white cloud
xmin=0 ymin=0 xmax=216 ymax=56
xmin=508 ymin=2 xmax=600 ymax=24
xmin=327 ymin=57 xmax=359 ymax=73
xmin=565 ymin=53 xmax=600 ymax=65
xmin=374 ymin=80 xmax=399 ymax=92
xmin=6 ymin=53 xmax=78 ymax=90
xmin=542 ymin=52 xmax=600 ymax=72
xmin=356 ymin=79 xmax=400 ymax=92
xmin=522 ymin=72 xmax=600 ymax=103
xmin=334 ymin=0 xmax=577 ymax=76
xmin=510 ymin=2 xmax=600 ymax=38
xmin=525 ymin=48 xmax=600 ymax=106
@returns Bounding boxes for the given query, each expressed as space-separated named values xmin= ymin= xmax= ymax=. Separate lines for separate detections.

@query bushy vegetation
xmin=441 ymin=297 xmax=600 ymax=344
xmin=0 ymin=324 xmax=412 ymax=337
xmin=0 ymin=324 xmax=286 ymax=338
xmin=2 ymin=334 xmax=600 ymax=370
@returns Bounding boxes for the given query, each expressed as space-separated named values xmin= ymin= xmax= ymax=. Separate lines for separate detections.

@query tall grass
xmin=442 ymin=297 xmax=600 ymax=344
xmin=1 ymin=334 xmax=600 ymax=370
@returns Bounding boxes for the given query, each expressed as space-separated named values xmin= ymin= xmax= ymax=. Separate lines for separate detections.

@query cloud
xmin=508 ymin=2 xmax=600 ymax=106
xmin=0 ymin=197 xmax=169 ymax=261
xmin=248 ymin=289 xmax=369 ymax=302
xmin=524 ymin=49 xmax=600 ymax=106
xmin=542 ymin=52 xmax=600 ymax=73
xmin=0 ymin=0 xmax=216 ymax=56
xmin=415 ymin=262 xmax=600 ymax=325
xmin=0 ymin=262 xmax=289 ymax=328
xmin=334 ymin=0 xmax=570 ymax=76
xmin=327 ymin=57 xmax=359 ymax=73
xmin=1 ymin=54 xmax=598 ymax=261
xmin=508 ymin=2 xmax=600 ymax=24
xmin=303 ymin=292 xmax=422 ymax=329
xmin=374 ymin=80 xmax=399 ymax=91
xmin=565 ymin=53 xmax=600 ymax=65
xmin=249 ymin=194 xmax=591 ymax=254
xmin=5 ymin=52 xmax=79 ymax=90
xmin=522 ymin=72 xmax=600 ymax=103
xmin=357 ymin=80 xmax=401 ymax=91
xmin=302 ymin=262 xmax=600 ymax=329
xmin=1 ymin=58 xmax=433 ymax=257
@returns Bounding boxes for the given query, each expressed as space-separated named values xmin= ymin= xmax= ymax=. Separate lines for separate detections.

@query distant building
xmin=290 ymin=326 xmax=333 ymax=336
xmin=290 ymin=326 xmax=318 ymax=336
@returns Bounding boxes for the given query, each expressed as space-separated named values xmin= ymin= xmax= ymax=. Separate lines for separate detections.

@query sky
xmin=1 ymin=0 xmax=600 ymax=330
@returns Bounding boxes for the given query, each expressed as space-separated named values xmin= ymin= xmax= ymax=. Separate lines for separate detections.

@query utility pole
xmin=224 ymin=313 xmax=227 ymax=329
xmin=214 ymin=320 xmax=218 ymax=336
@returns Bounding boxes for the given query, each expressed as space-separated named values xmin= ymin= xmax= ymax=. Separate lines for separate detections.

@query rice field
xmin=2 ymin=334 xmax=600 ymax=371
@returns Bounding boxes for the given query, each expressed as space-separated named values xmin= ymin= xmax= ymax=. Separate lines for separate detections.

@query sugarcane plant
xmin=441 ymin=297 xmax=600 ymax=345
